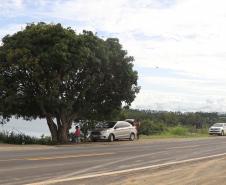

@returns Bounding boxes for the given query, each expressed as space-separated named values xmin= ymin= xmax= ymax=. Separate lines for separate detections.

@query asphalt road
xmin=1 ymin=137 xmax=226 ymax=185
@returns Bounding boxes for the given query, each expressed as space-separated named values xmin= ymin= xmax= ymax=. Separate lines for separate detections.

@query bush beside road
xmin=0 ymin=131 xmax=54 ymax=145
xmin=0 ymin=128 xmax=210 ymax=145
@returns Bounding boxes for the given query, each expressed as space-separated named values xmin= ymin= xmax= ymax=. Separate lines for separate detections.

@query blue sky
xmin=1 ymin=0 xmax=226 ymax=112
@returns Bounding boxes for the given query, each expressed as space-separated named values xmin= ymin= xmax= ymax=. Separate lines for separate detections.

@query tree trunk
xmin=46 ymin=115 xmax=58 ymax=143
xmin=46 ymin=114 xmax=74 ymax=144
xmin=57 ymin=125 xmax=68 ymax=143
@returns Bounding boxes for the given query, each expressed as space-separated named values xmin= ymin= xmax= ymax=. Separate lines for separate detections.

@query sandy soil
xmin=108 ymin=157 xmax=226 ymax=185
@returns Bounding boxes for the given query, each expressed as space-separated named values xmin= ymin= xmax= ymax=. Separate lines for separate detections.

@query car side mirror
xmin=114 ymin=126 xmax=118 ymax=129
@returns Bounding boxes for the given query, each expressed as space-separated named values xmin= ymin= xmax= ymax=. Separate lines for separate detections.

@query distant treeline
xmin=116 ymin=109 xmax=226 ymax=135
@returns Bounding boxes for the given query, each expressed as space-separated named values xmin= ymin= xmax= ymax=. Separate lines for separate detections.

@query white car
xmin=209 ymin=123 xmax=226 ymax=136
xmin=90 ymin=121 xmax=137 ymax=142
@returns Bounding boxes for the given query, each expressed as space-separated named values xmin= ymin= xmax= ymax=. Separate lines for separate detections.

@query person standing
xmin=74 ymin=125 xmax=81 ymax=143
xmin=134 ymin=119 xmax=141 ymax=139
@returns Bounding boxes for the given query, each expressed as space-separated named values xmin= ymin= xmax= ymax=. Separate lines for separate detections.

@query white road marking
xmin=26 ymin=152 xmax=226 ymax=185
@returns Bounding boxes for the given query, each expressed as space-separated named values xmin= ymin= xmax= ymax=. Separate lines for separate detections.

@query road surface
xmin=1 ymin=137 xmax=226 ymax=185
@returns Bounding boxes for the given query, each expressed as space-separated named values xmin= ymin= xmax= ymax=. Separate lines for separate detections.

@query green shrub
xmin=196 ymin=128 xmax=208 ymax=134
xmin=167 ymin=126 xmax=189 ymax=136
xmin=0 ymin=131 xmax=7 ymax=142
xmin=38 ymin=135 xmax=54 ymax=145
xmin=140 ymin=119 xmax=167 ymax=135
xmin=0 ymin=131 xmax=54 ymax=145
xmin=188 ymin=126 xmax=208 ymax=135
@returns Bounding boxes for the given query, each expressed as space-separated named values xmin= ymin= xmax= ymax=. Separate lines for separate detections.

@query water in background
xmin=0 ymin=118 xmax=76 ymax=138
xmin=0 ymin=118 xmax=51 ymax=138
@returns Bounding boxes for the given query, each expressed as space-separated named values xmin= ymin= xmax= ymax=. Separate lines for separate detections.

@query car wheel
xmin=130 ymin=133 xmax=135 ymax=141
xmin=108 ymin=134 xmax=114 ymax=142
xmin=91 ymin=136 xmax=97 ymax=142
xmin=221 ymin=131 xmax=224 ymax=136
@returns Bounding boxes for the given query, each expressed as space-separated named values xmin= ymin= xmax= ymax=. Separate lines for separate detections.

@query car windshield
xmin=213 ymin=123 xmax=223 ymax=127
xmin=96 ymin=121 xmax=116 ymax=128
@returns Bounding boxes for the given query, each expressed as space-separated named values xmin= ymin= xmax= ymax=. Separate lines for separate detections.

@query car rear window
xmin=96 ymin=121 xmax=116 ymax=128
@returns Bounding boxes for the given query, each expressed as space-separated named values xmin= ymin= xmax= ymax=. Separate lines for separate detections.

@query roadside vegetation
xmin=118 ymin=109 xmax=223 ymax=138
xmin=0 ymin=131 xmax=53 ymax=145
xmin=1 ymin=109 xmax=223 ymax=145
xmin=140 ymin=126 xmax=209 ymax=139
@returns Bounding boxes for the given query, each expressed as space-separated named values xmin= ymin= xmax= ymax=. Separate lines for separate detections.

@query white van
xmin=209 ymin=123 xmax=226 ymax=136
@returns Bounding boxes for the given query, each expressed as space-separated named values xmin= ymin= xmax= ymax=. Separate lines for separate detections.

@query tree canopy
xmin=0 ymin=23 xmax=139 ymax=143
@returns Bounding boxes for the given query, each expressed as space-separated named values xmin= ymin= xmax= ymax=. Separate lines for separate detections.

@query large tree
xmin=0 ymin=23 xmax=139 ymax=143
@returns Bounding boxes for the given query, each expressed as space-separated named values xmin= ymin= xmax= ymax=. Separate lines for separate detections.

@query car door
xmin=120 ymin=122 xmax=132 ymax=138
xmin=113 ymin=122 xmax=125 ymax=139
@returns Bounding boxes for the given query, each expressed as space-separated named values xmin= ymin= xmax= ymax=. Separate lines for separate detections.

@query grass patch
xmin=167 ymin=126 xmax=188 ymax=136
xmin=140 ymin=125 xmax=209 ymax=139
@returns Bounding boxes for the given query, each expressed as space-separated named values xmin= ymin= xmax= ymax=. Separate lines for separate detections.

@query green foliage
xmin=0 ymin=131 xmax=54 ymax=145
xmin=38 ymin=134 xmax=54 ymax=145
xmin=116 ymin=109 xmax=222 ymax=136
xmin=121 ymin=109 xmax=221 ymax=127
xmin=0 ymin=22 xmax=139 ymax=119
xmin=167 ymin=126 xmax=189 ymax=136
xmin=79 ymin=120 xmax=96 ymax=141
xmin=0 ymin=22 xmax=139 ymax=143
xmin=139 ymin=119 xmax=167 ymax=135
xmin=0 ymin=132 xmax=6 ymax=142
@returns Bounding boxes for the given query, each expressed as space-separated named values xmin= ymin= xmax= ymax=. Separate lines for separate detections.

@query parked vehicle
xmin=90 ymin=121 xmax=137 ymax=142
xmin=209 ymin=123 xmax=226 ymax=136
xmin=125 ymin=119 xmax=135 ymax=125
xmin=125 ymin=118 xmax=141 ymax=139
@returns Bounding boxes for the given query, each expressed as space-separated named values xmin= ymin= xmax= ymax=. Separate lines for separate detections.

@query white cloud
xmin=1 ymin=0 xmax=226 ymax=111
xmin=132 ymin=89 xmax=226 ymax=112
xmin=0 ymin=0 xmax=24 ymax=16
